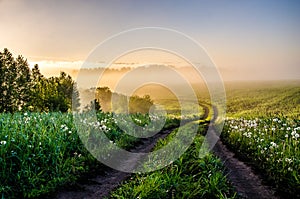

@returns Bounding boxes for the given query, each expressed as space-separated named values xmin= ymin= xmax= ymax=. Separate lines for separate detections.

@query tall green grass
xmin=0 ymin=112 xmax=170 ymax=198
xmin=0 ymin=111 xmax=196 ymax=198
xmin=222 ymin=117 xmax=300 ymax=196
xmin=110 ymin=121 xmax=237 ymax=199
xmin=0 ymin=112 xmax=93 ymax=198
xmin=222 ymin=83 xmax=300 ymax=196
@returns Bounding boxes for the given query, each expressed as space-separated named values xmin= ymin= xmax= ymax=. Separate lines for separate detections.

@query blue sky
xmin=0 ymin=0 xmax=299 ymax=80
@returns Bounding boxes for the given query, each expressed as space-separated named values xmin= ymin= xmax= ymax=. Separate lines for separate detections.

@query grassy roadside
xmin=222 ymin=117 xmax=300 ymax=197
xmin=0 ymin=112 xmax=185 ymax=198
xmin=221 ymin=83 xmax=300 ymax=197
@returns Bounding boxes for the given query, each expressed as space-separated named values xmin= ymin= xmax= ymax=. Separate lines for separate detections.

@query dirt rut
xmin=52 ymin=128 xmax=173 ymax=199
xmin=208 ymin=106 xmax=280 ymax=199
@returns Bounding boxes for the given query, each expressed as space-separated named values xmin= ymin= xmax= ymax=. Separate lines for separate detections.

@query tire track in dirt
xmin=51 ymin=109 xmax=202 ymax=199
xmin=52 ymin=127 xmax=174 ymax=199
xmin=49 ymin=104 xmax=210 ymax=198
xmin=207 ymin=105 xmax=280 ymax=199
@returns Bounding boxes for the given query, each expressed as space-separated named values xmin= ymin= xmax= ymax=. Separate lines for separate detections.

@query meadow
xmin=225 ymin=80 xmax=300 ymax=118
xmin=133 ymin=81 xmax=300 ymax=197
xmin=0 ymin=107 xmax=207 ymax=198
xmin=0 ymin=112 xmax=183 ymax=198
xmin=1 ymin=80 xmax=299 ymax=198
xmin=222 ymin=117 xmax=299 ymax=195
xmin=110 ymin=120 xmax=237 ymax=199
xmin=222 ymin=81 xmax=300 ymax=196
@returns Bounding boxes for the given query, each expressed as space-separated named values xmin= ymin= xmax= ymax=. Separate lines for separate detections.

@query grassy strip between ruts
xmin=109 ymin=121 xmax=237 ymax=199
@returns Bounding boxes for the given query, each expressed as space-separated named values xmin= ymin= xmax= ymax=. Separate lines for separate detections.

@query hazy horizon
xmin=1 ymin=0 xmax=299 ymax=82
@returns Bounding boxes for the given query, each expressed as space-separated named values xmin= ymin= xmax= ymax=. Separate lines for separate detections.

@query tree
xmin=93 ymin=86 xmax=154 ymax=114
xmin=129 ymin=95 xmax=153 ymax=114
xmin=40 ymin=71 xmax=75 ymax=112
xmin=0 ymin=48 xmax=18 ymax=112
xmin=0 ymin=50 xmax=4 ymax=112
xmin=84 ymin=99 xmax=102 ymax=112
xmin=95 ymin=87 xmax=112 ymax=112
xmin=57 ymin=71 xmax=74 ymax=110
xmin=72 ymin=83 xmax=81 ymax=111
xmin=29 ymin=64 xmax=46 ymax=111
xmin=29 ymin=66 xmax=75 ymax=112
xmin=0 ymin=48 xmax=83 ymax=113
xmin=15 ymin=55 xmax=31 ymax=111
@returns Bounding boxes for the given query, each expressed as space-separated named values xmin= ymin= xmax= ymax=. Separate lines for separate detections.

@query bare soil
xmin=212 ymin=135 xmax=280 ymax=199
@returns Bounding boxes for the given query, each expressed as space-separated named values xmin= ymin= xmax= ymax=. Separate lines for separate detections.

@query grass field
xmin=225 ymin=80 xmax=300 ymax=118
xmin=0 ymin=112 xmax=183 ymax=198
xmin=1 ymin=81 xmax=299 ymax=198
xmin=149 ymin=81 xmax=300 ymax=196
xmin=110 ymin=121 xmax=237 ymax=199
xmin=222 ymin=81 xmax=300 ymax=196
xmin=222 ymin=117 xmax=299 ymax=195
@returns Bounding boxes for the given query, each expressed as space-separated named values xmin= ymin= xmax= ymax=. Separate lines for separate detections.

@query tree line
xmin=0 ymin=48 xmax=77 ymax=113
xmin=0 ymin=48 xmax=153 ymax=114
xmin=93 ymin=87 xmax=154 ymax=114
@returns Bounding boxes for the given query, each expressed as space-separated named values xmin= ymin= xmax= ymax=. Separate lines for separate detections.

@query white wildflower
xmin=291 ymin=131 xmax=296 ymax=136
xmin=270 ymin=142 xmax=277 ymax=148
xmin=285 ymin=158 xmax=292 ymax=163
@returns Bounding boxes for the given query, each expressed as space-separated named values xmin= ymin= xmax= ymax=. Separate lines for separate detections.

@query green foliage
xmin=0 ymin=112 xmax=92 ymax=198
xmin=94 ymin=87 xmax=154 ymax=114
xmin=222 ymin=117 xmax=300 ymax=197
xmin=0 ymin=48 xmax=77 ymax=113
xmin=225 ymin=83 xmax=300 ymax=118
xmin=223 ymin=84 xmax=300 ymax=196
xmin=0 ymin=111 xmax=183 ymax=198
xmin=154 ymin=99 xmax=205 ymax=119
xmin=95 ymin=87 xmax=112 ymax=112
xmin=0 ymin=48 xmax=21 ymax=112
xmin=129 ymin=95 xmax=153 ymax=114
xmin=110 ymin=121 xmax=237 ymax=199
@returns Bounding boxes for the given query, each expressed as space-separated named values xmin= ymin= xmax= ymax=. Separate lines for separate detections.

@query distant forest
xmin=0 ymin=48 xmax=153 ymax=113
xmin=92 ymin=87 xmax=153 ymax=114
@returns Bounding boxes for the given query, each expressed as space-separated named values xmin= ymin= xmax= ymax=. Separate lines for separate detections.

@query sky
xmin=0 ymin=0 xmax=300 ymax=81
